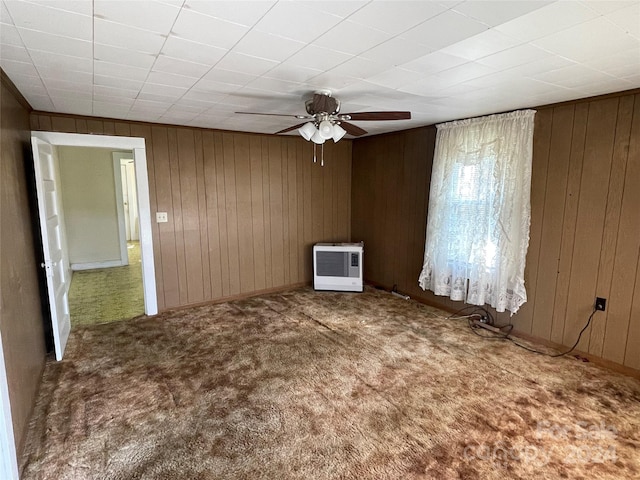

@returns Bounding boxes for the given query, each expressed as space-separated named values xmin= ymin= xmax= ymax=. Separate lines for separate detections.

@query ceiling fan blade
xmin=236 ymin=111 xmax=307 ymax=118
xmin=275 ymin=122 xmax=308 ymax=134
xmin=342 ymin=111 xmax=411 ymax=121
xmin=340 ymin=121 xmax=367 ymax=137
xmin=312 ymin=93 xmax=339 ymax=114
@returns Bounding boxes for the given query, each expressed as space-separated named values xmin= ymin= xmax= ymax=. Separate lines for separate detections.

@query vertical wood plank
xmin=222 ymin=133 xmax=241 ymax=296
xmin=297 ymin=141 xmax=307 ymax=281
xmin=551 ymin=103 xmax=589 ymax=344
xmin=562 ymin=98 xmax=618 ymax=350
xmin=281 ymin=139 xmax=290 ymax=285
xmin=38 ymin=114 xmax=52 ymax=131
xmin=590 ymin=95 xmax=635 ymax=356
xmin=303 ymin=141 xmax=313 ymax=281
xmin=51 ymin=116 xmax=76 ymax=132
xmin=193 ymin=130 xmax=211 ymax=301
xmin=167 ymin=127 xmax=188 ymax=306
xmin=268 ymin=137 xmax=285 ymax=286
xmin=115 ymin=122 xmax=131 ymax=136
xmin=75 ymin=118 xmax=88 ymax=134
xmin=261 ymin=137 xmax=273 ymax=287
xmin=234 ymin=134 xmax=255 ymax=293
xmin=202 ymin=131 xmax=223 ymax=299
xmin=103 ymin=121 xmax=115 ymax=135
xmin=287 ymin=139 xmax=299 ymax=283
xmin=176 ymin=128 xmax=204 ymax=304
xmin=250 ymin=135 xmax=266 ymax=291
xmin=530 ymin=105 xmax=574 ymax=340
xmin=87 ymin=119 xmax=104 ymax=134
xmin=151 ymin=125 xmax=177 ymax=308
xmin=214 ymin=132 xmax=230 ymax=296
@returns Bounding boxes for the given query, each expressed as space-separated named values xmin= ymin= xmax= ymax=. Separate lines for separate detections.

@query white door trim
xmin=112 ymin=152 xmax=130 ymax=267
xmin=31 ymin=132 xmax=158 ymax=316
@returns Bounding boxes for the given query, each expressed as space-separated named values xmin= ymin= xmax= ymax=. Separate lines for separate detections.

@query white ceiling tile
xmin=576 ymin=77 xmax=637 ymax=96
xmin=360 ymin=37 xmax=434 ymax=66
xmin=0 ymin=43 xmax=32 ymax=62
xmin=94 ymin=43 xmax=157 ymax=69
xmin=494 ymin=2 xmax=599 ymax=42
xmin=286 ymin=45 xmax=352 ymax=71
xmin=262 ymin=62 xmax=322 ymax=83
xmin=300 ymin=1 xmax=368 ymax=19
xmin=440 ymin=29 xmax=523 ymax=61
xmin=48 ymin=87 xmax=92 ymax=100
xmin=162 ymin=35 xmax=227 ymax=65
xmin=36 ymin=66 xmax=92 ymax=83
xmin=182 ymin=89 xmax=229 ymax=104
xmin=95 ymin=18 xmax=166 ymax=54
xmin=147 ymin=70 xmax=199 ymax=88
xmin=605 ymin=3 xmax=640 ymax=38
xmin=94 ymin=61 xmax=151 ymax=81
xmin=476 ymin=44 xmax=551 ymax=70
xmin=94 ymin=0 xmax=181 ymax=33
xmin=4 ymin=1 xmax=91 ymax=40
xmin=242 ymin=76 xmax=304 ymax=96
xmin=1 ymin=1 xmax=14 ymax=24
xmin=400 ymin=51 xmax=468 ymax=75
xmin=581 ymin=47 xmax=640 ymax=76
xmin=130 ymin=99 xmax=170 ymax=112
xmin=452 ymin=1 xmax=552 ymax=27
xmin=153 ymin=55 xmax=212 ymax=77
xmin=184 ymin=1 xmax=276 ymax=26
xmin=29 ymin=49 xmax=92 ymax=72
xmin=190 ymin=78 xmax=242 ymax=95
xmin=365 ymin=67 xmax=424 ymax=89
xmin=139 ymin=83 xmax=187 ymax=99
xmin=232 ymin=30 xmax=306 ymax=62
xmin=92 ymin=94 xmax=135 ymax=106
xmin=44 ymin=78 xmax=92 ymax=92
xmin=17 ymin=82 xmax=48 ymax=96
xmin=580 ymin=1 xmax=637 ymax=15
xmin=94 ymin=75 xmax=144 ymax=91
xmin=254 ymin=2 xmax=342 ymax=43
xmin=313 ymin=20 xmax=391 ymax=56
xmin=305 ymin=72 xmax=360 ymax=90
xmin=531 ymin=64 xmax=621 ymax=89
xmin=1 ymin=23 xmax=22 ymax=45
xmin=159 ymin=111 xmax=199 ymax=123
xmin=26 ymin=94 xmax=55 ymax=111
xmin=94 ymin=84 xmax=139 ymax=99
xmin=93 ymin=102 xmax=132 ymax=117
xmin=433 ymin=62 xmax=496 ymax=86
xmin=127 ymin=111 xmax=163 ymax=122
xmin=51 ymin=97 xmax=93 ymax=114
xmin=347 ymin=1 xmax=447 ymax=36
xmin=0 ymin=59 xmax=39 ymax=77
xmin=171 ymin=9 xmax=249 ymax=48
xmin=201 ymin=68 xmax=257 ymax=86
xmin=501 ymin=55 xmax=578 ymax=77
xmin=214 ymin=52 xmax=279 ymax=76
xmin=324 ymin=57 xmax=388 ymax=79
xmin=532 ymin=17 xmax=639 ymax=63
xmin=401 ymin=10 xmax=489 ymax=50
xmin=166 ymin=103 xmax=208 ymax=114
xmin=22 ymin=1 xmax=93 ymax=17
xmin=19 ymin=28 xmax=92 ymax=58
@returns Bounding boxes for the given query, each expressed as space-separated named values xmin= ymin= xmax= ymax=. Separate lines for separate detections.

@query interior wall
xmin=57 ymin=146 xmax=122 ymax=266
xmin=30 ymin=113 xmax=353 ymax=311
xmin=0 ymin=75 xmax=46 ymax=455
xmin=352 ymin=89 xmax=640 ymax=371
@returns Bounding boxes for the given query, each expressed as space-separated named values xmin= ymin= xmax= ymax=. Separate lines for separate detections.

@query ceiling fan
xmin=236 ymin=89 xmax=411 ymax=143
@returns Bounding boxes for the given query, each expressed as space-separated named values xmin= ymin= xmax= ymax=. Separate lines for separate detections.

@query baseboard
xmin=71 ymin=260 xmax=125 ymax=271
xmin=364 ymin=279 xmax=640 ymax=381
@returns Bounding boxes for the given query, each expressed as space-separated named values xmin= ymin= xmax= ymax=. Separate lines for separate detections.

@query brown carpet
xmin=20 ymin=287 xmax=640 ymax=479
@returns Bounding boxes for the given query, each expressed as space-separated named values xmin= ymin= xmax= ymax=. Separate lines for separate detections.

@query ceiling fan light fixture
xmin=332 ymin=124 xmax=347 ymax=142
xmin=318 ymin=120 xmax=334 ymax=139
xmin=311 ymin=130 xmax=326 ymax=144
xmin=298 ymin=122 xmax=317 ymax=141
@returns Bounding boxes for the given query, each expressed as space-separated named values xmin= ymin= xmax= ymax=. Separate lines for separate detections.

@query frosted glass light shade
xmin=298 ymin=122 xmax=317 ymax=141
xmin=311 ymin=130 xmax=325 ymax=144
xmin=332 ymin=124 xmax=347 ymax=142
xmin=318 ymin=120 xmax=334 ymax=139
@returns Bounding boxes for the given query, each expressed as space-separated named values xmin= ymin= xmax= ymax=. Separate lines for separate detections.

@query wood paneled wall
xmin=352 ymin=90 xmax=640 ymax=370
xmin=1 ymin=74 xmax=46 ymax=455
xmin=30 ymin=113 xmax=352 ymax=311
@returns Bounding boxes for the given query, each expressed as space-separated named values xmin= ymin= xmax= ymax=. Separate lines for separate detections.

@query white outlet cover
xmin=156 ymin=212 xmax=168 ymax=223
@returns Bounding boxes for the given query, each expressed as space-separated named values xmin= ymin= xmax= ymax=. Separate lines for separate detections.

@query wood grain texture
xmin=351 ymin=90 xmax=640 ymax=370
xmin=31 ymin=112 xmax=352 ymax=311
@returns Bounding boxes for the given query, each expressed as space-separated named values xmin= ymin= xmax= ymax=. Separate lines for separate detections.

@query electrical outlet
xmin=156 ymin=212 xmax=168 ymax=223
xmin=595 ymin=297 xmax=607 ymax=311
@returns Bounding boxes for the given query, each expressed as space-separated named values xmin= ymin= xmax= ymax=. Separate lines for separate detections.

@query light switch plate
xmin=156 ymin=212 xmax=168 ymax=223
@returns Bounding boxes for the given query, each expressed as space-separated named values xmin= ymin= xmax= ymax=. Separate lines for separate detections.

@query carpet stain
xmin=20 ymin=287 xmax=640 ymax=479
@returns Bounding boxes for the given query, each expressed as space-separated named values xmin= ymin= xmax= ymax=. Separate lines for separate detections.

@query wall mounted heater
xmin=313 ymin=243 xmax=363 ymax=292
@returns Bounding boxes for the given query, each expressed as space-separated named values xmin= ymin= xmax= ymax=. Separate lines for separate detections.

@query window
xmin=418 ymin=110 xmax=536 ymax=315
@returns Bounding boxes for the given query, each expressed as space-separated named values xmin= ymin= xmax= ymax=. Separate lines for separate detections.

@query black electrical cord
xmin=447 ymin=304 xmax=599 ymax=358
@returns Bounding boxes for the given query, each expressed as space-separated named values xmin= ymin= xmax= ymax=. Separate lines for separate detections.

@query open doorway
xmin=56 ymin=146 xmax=144 ymax=326
xmin=31 ymin=132 xmax=157 ymax=362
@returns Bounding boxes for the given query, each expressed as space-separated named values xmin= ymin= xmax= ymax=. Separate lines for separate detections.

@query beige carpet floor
xmin=68 ymin=242 xmax=144 ymax=326
xmin=21 ymin=287 xmax=640 ymax=479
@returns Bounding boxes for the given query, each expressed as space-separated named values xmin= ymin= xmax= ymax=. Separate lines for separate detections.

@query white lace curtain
xmin=418 ymin=110 xmax=536 ymax=315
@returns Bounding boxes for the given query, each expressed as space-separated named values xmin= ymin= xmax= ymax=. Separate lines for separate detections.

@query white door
xmin=120 ymin=163 xmax=131 ymax=241
xmin=122 ymin=161 xmax=139 ymax=241
xmin=31 ymin=137 xmax=71 ymax=361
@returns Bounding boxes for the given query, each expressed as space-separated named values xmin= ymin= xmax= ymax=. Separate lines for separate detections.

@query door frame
xmin=32 ymin=132 xmax=158 ymax=316
xmin=112 ymin=152 xmax=133 ymax=266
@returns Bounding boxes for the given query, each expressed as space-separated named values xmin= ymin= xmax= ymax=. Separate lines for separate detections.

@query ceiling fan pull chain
xmin=313 ymin=143 xmax=317 ymax=163
xmin=321 ymin=143 xmax=324 ymax=167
